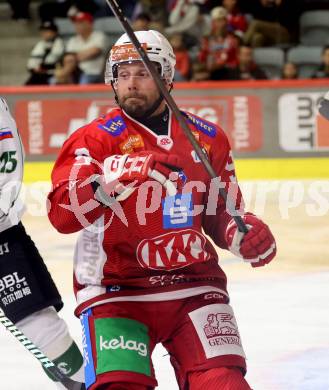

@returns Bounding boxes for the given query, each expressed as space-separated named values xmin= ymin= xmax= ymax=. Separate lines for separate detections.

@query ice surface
xmin=1 ymin=272 xmax=328 ymax=389
xmin=1 ymin=179 xmax=328 ymax=389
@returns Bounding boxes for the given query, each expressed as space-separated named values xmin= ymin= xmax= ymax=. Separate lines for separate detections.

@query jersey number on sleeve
xmin=0 ymin=151 xmax=17 ymax=173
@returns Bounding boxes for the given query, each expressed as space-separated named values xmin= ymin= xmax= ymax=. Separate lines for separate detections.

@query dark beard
xmin=120 ymin=99 xmax=149 ymax=119
xmin=118 ymin=90 xmax=163 ymax=119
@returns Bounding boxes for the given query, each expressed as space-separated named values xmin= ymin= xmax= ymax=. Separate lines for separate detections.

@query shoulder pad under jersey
xmin=181 ymin=111 xmax=217 ymax=138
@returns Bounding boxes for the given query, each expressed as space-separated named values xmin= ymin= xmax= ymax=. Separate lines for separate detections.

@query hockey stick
xmin=105 ymin=0 xmax=248 ymax=233
xmin=0 ymin=307 xmax=85 ymax=390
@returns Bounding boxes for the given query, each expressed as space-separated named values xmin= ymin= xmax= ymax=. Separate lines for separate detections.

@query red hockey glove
xmin=102 ymin=151 xmax=183 ymax=201
xmin=225 ymin=213 xmax=276 ymax=267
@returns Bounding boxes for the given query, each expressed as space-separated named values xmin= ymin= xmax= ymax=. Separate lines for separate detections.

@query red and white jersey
xmin=48 ymin=107 xmax=244 ymax=315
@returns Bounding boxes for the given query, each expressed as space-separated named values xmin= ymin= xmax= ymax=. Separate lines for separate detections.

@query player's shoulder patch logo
xmin=182 ymin=111 xmax=216 ymax=138
xmin=98 ymin=115 xmax=127 ymax=137
xmin=119 ymin=134 xmax=144 ymax=153
xmin=0 ymin=127 xmax=13 ymax=141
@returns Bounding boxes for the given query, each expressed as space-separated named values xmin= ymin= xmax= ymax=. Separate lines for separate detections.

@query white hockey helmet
xmin=105 ymin=30 xmax=176 ymax=85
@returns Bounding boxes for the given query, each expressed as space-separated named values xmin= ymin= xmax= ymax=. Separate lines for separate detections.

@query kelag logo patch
xmin=98 ymin=115 xmax=126 ymax=136
xmin=95 ymin=317 xmax=151 ymax=376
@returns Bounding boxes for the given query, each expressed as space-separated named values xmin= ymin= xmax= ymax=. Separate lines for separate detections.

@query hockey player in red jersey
xmin=48 ymin=30 xmax=276 ymax=390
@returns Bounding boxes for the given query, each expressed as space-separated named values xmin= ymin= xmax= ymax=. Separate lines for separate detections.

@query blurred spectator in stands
xmin=7 ymin=0 xmax=30 ymax=20
xmin=150 ymin=20 xmax=165 ymax=35
xmin=39 ymin=0 xmax=99 ymax=22
xmin=66 ymin=12 xmax=108 ymax=84
xmin=243 ymin=0 xmax=302 ymax=47
xmin=312 ymin=46 xmax=329 ymax=79
xmin=25 ymin=21 xmax=65 ymax=85
xmin=281 ymin=62 xmax=298 ymax=79
xmin=51 ymin=52 xmax=81 ymax=84
xmin=169 ymin=33 xmax=191 ymax=81
xmin=133 ymin=0 xmax=168 ymax=26
xmin=149 ymin=21 xmax=166 ymax=33
xmin=212 ymin=44 xmax=267 ymax=80
xmin=191 ymin=61 xmax=211 ymax=81
xmin=165 ymin=0 xmax=211 ymax=48
xmin=199 ymin=7 xmax=239 ymax=75
xmin=222 ymin=0 xmax=248 ymax=39
xmin=132 ymin=13 xmax=152 ymax=31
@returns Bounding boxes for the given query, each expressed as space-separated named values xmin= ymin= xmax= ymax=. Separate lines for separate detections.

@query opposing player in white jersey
xmin=0 ymin=97 xmax=84 ymax=388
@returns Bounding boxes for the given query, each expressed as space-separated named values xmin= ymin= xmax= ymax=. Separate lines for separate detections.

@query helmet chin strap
xmin=111 ymin=81 xmax=173 ymax=119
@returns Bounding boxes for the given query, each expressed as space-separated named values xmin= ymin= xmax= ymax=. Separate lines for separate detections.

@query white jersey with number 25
xmin=0 ymin=97 xmax=25 ymax=233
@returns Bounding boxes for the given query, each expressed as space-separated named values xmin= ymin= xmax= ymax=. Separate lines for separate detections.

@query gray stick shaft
xmin=0 ymin=307 xmax=85 ymax=390
xmin=105 ymin=0 xmax=248 ymax=233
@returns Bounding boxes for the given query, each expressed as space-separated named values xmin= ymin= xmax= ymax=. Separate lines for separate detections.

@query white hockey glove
xmin=95 ymin=151 xmax=183 ymax=205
